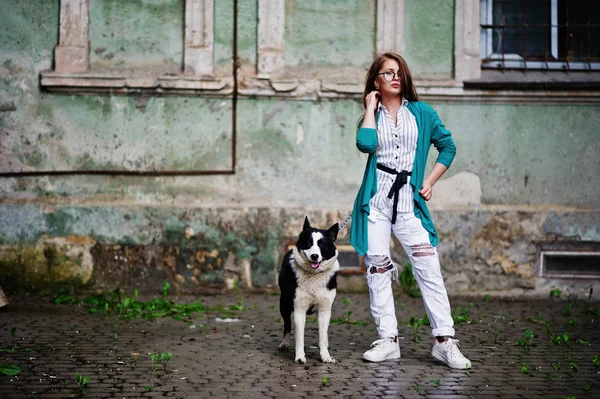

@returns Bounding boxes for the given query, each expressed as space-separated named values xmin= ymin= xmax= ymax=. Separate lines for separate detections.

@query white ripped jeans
xmin=366 ymin=203 xmax=455 ymax=339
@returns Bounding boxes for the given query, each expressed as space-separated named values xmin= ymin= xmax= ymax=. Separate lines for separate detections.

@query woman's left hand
xmin=419 ymin=181 xmax=433 ymax=201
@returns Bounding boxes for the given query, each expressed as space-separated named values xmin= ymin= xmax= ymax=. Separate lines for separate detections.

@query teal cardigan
xmin=349 ymin=101 xmax=456 ymax=256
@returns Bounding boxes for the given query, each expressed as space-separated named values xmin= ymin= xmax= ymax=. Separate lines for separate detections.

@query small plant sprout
xmin=521 ymin=363 xmax=531 ymax=374
xmin=408 ymin=316 xmax=428 ymax=343
xmin=517 ymin=330 xmax=534 ymax=353
xmin=452 ymin=306 xmax=470 ymax=324
xmin=408 ymin=386 xmax=423 ymax=392
xmin=150 ymin=352 xmax=173 ymax=372
xmin=549 ymin=287 xmax=563 ymax=298
xmin=431 ymin=379 xmax=441 ymax=387
xmin=400 ymin=263 xmax=421 ymax=298
xmin=0 ymin=363 xmax=21 ymax=376
xmin=563 ymin=299 xmax=574 ymax=316
xmin=592 ymin=354 xmax=599 ymax=367
xmin=483 ymin=294 xmax=491 ymax=302
xmin=322 ymin=376 xmax=331 ymax=387
xmin=145 ymin=385 xmax=153 ymax=391
xmin=586 ymin=287 xmax=593 ymax=307
xmin=342 ymin=298 xmax=351 ymax=305
xmin=74 ymin=373 xmax=91 ymax=396
xmin=163 ymin=281 xmax=170 ymax=297
xmin=569 ymin=362 xmax=580 ymax=372
xmin=552 ymin=362 xmax=561 ymax=370
xmin=550 ymin=332 xmax=569 ymax=346
xmin=493 ymin=330 xmax=500 ymax=342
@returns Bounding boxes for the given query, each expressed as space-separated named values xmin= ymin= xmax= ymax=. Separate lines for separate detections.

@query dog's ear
xmin=303 ymin=216 xmax=311 ymax=231
xmin=326 ymin=223 xmax=339 ymax=243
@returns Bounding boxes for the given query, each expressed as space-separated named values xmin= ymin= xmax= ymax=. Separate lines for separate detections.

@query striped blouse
xmin=371 ymin=98 xmax=418 ymax=213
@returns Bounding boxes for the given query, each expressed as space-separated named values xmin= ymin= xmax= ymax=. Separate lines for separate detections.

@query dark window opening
xmin=481 ymin=0 xmax=600 ymax=70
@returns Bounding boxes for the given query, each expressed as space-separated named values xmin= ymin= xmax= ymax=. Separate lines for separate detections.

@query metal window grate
xmin=481 ymin=0 xmax=600 ymax=70
xmin=540 ymin=251 xmax=600 ymax=279
xmin=336 ymin=245 xmax=365 ymax=275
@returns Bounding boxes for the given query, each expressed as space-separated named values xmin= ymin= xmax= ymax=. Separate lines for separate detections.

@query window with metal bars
xmin=480 ymin=0 xmax=600 ymax=70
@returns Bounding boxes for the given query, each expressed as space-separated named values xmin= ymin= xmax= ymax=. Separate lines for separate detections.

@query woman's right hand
xmin=365 ymin=90 xmax=380 ymax=112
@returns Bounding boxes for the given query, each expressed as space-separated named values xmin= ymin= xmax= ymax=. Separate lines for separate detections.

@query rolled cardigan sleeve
xmin=431 ymin=112 xmax=456 ymax=168
xmin=357 ymin=127 xmax=378 ymax=153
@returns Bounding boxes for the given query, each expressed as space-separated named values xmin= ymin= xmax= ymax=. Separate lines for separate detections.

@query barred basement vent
xmin=540 ymin=251 xmax=600 ymax=279
xmin=336 ymin=244 xmax=364 ymax=275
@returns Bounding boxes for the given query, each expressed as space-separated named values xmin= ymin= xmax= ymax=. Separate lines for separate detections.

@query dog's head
xmin=294 ymin=216 xmax=339 ymax=272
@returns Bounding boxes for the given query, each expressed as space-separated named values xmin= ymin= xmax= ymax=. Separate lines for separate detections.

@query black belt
xmin=377 ymin=163 xmax=412 ymax=224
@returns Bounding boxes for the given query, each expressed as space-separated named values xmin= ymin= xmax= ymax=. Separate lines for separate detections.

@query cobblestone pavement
xmin=0 ymin=290 xmax=599 ymax=398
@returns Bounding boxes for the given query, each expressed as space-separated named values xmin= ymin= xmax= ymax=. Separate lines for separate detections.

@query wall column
xmin=376 ymin=0 xmax=405 ymax=55
xmin=454 ymin=0 xmax=481 ymax=82
xmin=184 ymin=0 xmax=214 ymax=76
xmin=55 ymin=0 xmax=90 ymax=73
xmin=257 ymin=0 xmax=285 ymax=77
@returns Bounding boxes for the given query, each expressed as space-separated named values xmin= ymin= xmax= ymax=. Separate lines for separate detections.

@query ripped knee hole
xmin=410 ymin=242 xmax=435 ymax=257
xmin=365 ymin=255 xmax=394 ymax=274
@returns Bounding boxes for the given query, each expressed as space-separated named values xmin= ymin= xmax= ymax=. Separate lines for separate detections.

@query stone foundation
xmin=0 ymin=204 xmax=598 ymax=297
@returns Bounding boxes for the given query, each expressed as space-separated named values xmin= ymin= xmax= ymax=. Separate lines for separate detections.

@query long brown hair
xmin=362 ymin=52 xmax=418 ymax=108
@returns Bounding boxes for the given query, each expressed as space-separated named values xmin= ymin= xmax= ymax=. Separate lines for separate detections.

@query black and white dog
xmin=278 ymin=216 xmax=339 ymax=364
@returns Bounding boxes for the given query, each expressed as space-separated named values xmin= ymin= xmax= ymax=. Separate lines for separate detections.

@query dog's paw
xmin=278 ymin=342 xmax=289 ymax=352
xmin=294 ymin=356 xmax=306 ymax=364
xmin=321 ymin=355 xmax=336 ymax=364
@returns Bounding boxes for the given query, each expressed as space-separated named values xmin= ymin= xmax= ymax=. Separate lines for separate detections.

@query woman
xmin=350 ymin=52 xmax=471 ymax=369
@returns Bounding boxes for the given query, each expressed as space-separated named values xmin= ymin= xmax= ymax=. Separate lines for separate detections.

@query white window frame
xmin=480 ymin=0 xmax=600 ymax=70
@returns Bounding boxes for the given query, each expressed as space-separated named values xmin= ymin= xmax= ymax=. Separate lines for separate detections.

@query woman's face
xmin=375 ymin=58 xmax=402 ymax=97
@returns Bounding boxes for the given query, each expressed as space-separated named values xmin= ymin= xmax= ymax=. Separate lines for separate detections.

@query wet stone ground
xmin=0 ymin=291 xmax=599 ymax=398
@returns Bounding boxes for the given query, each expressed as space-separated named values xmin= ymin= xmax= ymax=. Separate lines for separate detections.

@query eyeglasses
xmin=377 ymin=71 xmax=401 ymax=82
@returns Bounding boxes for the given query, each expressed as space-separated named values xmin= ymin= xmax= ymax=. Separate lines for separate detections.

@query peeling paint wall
xmin=1 ymin=0 xmax=599 ymax=296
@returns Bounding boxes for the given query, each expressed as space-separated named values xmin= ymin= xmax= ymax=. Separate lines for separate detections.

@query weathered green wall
xmin=89 ymin=0 xmax=184 ymax=74
xmin=1 ymin=0 xmax=599 ymax=296
xmin=404 ymin=0 xmax=455 ymax=80
xmin=283 ymin=0 xmax=376 ymax=80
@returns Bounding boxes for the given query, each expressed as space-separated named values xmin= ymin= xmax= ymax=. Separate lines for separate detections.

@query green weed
xmin=0 ymin=363 xmax=21 ymax=376
xmin=53 ymin=284 xmax=246 ymax=321
xmin=563 ymin=299 xmax=574 ymax=316
xmin=552 ymin=362 xmax=561 ymax=370
xmin=452 ymin=306 xmax=471 ymax=324
xmin=483 ymin=294 xmax=491 ymax=302
xmin=330 ymin=311 xmax=370 ymax=326
xmin=517 ymin=329 xmax=534 ymax=353
xmin=399 ymin=263 xmax=421 ymax=298
xmin=549 ymin=287 xmax=563 ymax=298
xmin=569 ymin=362 xmax=580 ymax=372
xmin=550 ymin=332 xmax=569 ymax=346
xmin=430 ymin=379 xmax=441 ymax=386
xmin=407 ymin=386 xmax=423 ymax=392
xmin=592 ymin=354 xmax=599 ymax=367
xmin=322 ymin=376 xmax=331 ymax=387
xmin=72 ymin=373 xmax=91 ymax=397
xmin=408 ymin=315 xmax=429 ymax=343
xmin=150 ymin=352 xmax=173 ymax=373
xmin=521 ymin=363 xmax=531 ymax=374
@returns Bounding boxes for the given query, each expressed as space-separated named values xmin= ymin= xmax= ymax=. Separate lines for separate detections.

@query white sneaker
xmin=431 ymin=338 xmax=472 ymax=369
xmin=362 ymin=337 xmax=401 ymax=362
